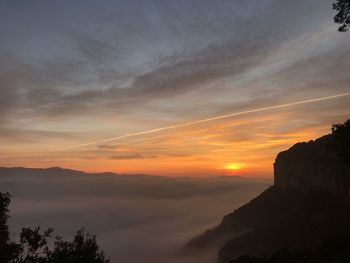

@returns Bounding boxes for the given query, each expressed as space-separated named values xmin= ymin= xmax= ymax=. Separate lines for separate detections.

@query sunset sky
xmin=1 ymin=0 xmax=349 ymax=176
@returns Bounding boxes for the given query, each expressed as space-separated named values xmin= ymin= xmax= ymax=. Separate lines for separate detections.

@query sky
xmin=1 ymin=0 xmax=350 ymax=176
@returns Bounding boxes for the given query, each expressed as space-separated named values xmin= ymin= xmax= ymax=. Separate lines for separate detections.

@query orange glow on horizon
xmin=1 ymin=94 xmax=348 ymax=178
xmin=0 ymin=119 xmax=332 ymax=178
xmin=224 ymin=163 xmax=243 ymax=171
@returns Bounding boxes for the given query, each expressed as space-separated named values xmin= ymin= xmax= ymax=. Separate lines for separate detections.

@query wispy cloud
xmin=0 ymin=0 xmax=349 ymax=175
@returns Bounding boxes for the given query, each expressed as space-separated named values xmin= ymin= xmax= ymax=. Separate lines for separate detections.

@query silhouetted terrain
xmin=185 ymin=119 xmax=350 ymax=262
xmin=0 ymin=192 xmax=110 ymax=263
xmin=230 ymin=234 xmax=350 ymax=263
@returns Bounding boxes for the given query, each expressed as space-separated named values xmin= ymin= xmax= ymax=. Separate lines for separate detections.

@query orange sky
xmin=2 ymin=95 xmax=349 ymax=177
xmin=1 ymin=1 xmax=350 ymax=177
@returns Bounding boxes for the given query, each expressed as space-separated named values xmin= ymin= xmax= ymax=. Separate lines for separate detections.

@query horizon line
xmin=0 ymin=166 xmax=273 ymax=180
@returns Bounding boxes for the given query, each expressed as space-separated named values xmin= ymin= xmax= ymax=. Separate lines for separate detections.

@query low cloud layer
xmin=0 ymin=171 xmax=270 ymax=263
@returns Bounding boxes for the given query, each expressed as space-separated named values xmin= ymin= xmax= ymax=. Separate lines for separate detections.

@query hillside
xmin=184 ymin=119 xmax=350 ymax=262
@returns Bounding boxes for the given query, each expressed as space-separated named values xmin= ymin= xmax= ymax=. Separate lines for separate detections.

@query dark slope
xmin=219 ymin=187 xmax=350 ymax=262
xmin=185 ymin=186 xmax=350 ymax=262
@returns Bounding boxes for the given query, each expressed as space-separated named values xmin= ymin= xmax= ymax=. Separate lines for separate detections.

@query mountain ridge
xmin=0 ymin=166 xmax=262 ymax=181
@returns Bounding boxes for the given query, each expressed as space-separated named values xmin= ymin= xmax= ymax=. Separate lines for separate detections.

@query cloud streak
xmin=55 ymin=92 xmax=350 ymax=151
xmin=0 ymin=0 xmax=349 ymax=175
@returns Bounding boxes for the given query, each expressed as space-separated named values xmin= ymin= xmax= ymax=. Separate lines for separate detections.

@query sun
xmin=223 ymin=163 xmax=242 ymax=171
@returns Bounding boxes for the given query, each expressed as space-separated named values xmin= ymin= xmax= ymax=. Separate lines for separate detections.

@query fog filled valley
xmin=0 ymin=168 xmax=270 ymax=263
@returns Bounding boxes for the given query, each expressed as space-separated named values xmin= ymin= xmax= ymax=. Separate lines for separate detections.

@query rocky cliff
xmin=274 ymin=134 xmax=350 ymax=196
xmin=184 ymin=119 xmax=350 ymax=263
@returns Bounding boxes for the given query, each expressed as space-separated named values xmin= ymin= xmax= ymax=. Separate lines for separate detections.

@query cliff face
xmin=274 ymin=135 xmax=350 ymax=196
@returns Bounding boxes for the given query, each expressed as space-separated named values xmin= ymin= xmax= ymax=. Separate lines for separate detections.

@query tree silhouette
xmin=0 ymin=193 xmax=20 ymax=262
xmin=333 ymin=0 xmax=350 ymax=31
xmin=332 ymin=119 xmax=350 ymax=162
xmin=0 ymin=192 xmax=110 ymax=263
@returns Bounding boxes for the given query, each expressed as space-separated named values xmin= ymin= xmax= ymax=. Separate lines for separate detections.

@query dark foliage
xmin=48 ymin=229 xmax=109 ymax=263
xmin=0 ymin=193 xmax=110 ymax=263
xmin=0 ymin=193 xmax=21 ymax=263
xmin=333 ymin=0 xmax=350 ymax=31
xmin=332 ymin=119 xmax=350 ymax=162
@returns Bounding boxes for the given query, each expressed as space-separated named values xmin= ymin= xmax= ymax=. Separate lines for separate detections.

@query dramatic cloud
xmin=0 ymin=0 xmax=349 ymax=175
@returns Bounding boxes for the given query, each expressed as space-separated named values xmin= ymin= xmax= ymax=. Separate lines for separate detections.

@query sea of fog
xmin=0 ymin=172 xmax=271 ymax=263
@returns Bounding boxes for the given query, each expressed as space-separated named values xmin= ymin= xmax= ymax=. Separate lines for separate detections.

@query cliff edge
xmin=274 ymin=133 xmax=350 ymax=196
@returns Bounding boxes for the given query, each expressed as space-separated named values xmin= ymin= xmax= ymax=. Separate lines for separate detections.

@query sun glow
xmin=224 ymin=163 xmax=243 ymax=171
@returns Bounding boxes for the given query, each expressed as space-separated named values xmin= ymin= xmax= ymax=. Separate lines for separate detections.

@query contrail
xmin=54 ymin=92 xmax=350 ymax=151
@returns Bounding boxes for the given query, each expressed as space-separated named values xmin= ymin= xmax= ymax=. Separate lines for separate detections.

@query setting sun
xmin=224 ymin=163 xmax=243 ymax=171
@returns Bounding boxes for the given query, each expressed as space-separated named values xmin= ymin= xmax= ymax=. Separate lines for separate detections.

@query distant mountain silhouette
xmin=184 ymin=119 xmax=350 ymax=263
xmin=0 ymin=166 xmax=88 ymax=177
xmin=0 ymin=166 xmax=161 ymax=178
xmin=0 ymin=166 xmax=252 ymax=180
